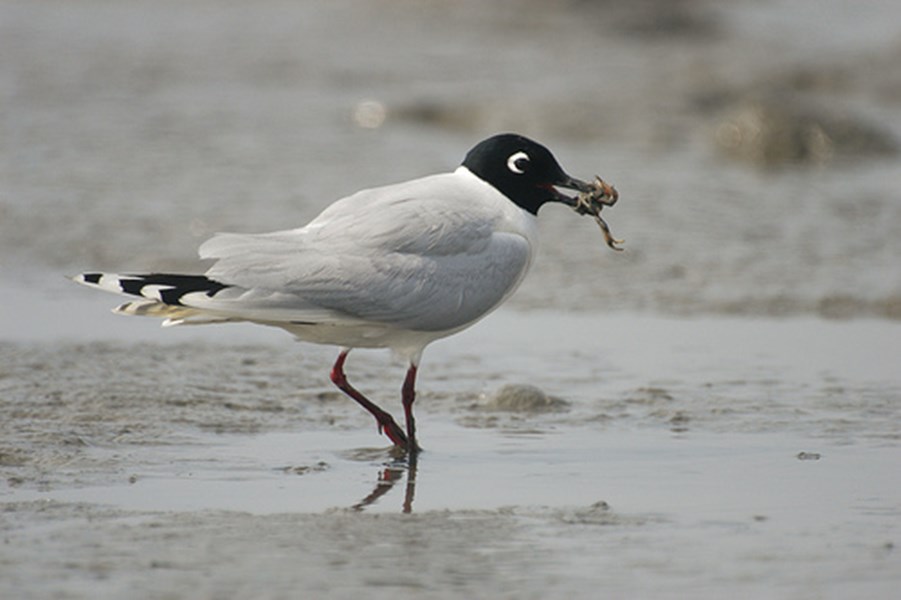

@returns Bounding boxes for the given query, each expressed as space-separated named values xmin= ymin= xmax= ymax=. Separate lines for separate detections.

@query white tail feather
xmin=113 ymin=300 xmax=235 ymax=326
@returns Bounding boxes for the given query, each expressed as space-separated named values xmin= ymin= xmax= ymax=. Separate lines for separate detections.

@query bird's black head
xmin=462 ymin=133 xmax=593 ymax=215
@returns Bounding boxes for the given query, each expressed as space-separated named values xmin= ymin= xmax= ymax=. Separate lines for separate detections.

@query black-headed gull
xmin=74 ymin=133 xmax=614 ymax=455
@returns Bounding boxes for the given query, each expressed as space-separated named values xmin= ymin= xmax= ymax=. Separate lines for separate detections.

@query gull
xmin=74 ymin=133 xmax=605 ymax=456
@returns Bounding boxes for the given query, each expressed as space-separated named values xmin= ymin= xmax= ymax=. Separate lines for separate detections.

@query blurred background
xmin=3 ymin=0 xmax=900 ymax=325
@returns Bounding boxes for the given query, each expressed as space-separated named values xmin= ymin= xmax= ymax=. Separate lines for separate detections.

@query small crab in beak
xmin=552 ymin=175 xmax=624 ymax=251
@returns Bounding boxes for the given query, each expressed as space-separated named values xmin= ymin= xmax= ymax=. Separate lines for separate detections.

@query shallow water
xmin=3 ymin=0 xmax=901 ymax=598
xmin=3 ymin=305 xmax=900 ymax=597
xmin=9 ymin=425 xmax=898 ymax=519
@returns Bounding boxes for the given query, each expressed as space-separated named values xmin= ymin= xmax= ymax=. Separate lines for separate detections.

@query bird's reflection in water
xmin=352 ymin=453 xmax=418 ymax=513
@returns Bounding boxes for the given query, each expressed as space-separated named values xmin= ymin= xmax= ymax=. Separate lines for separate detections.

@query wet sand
xmin=3 ymin=307 xmax=900 ymax=598
xmin=3 ymin=0 xmax=901 ymax=598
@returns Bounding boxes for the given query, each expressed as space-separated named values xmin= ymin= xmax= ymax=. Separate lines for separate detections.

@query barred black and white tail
xmin=73 ymin=272 xmax=234 ymax=326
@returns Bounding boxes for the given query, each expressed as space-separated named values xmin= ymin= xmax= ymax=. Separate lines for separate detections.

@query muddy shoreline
xmin=3 ymin=0 xmax=900 ymax=597
xmin=3 ymin=312 xmax=900 ymax=598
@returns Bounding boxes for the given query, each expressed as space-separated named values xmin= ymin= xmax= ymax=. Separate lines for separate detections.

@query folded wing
xmin=194 ymin=173 xmax=533 ymax=332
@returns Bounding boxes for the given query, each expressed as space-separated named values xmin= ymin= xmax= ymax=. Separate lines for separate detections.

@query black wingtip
xmin=120 ymin=273 xmax=230 ymax=305
xmin=73 ymin=272 xmax=231 ymax=306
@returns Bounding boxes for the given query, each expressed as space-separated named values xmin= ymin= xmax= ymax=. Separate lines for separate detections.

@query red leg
xmin=330 ymin=351 xmax=407 ymax=448
xmin=402 ymin=363 xmax=420 ymax=455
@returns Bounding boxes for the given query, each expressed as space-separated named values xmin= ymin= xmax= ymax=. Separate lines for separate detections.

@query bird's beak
xmin=545 ymin=174 xmax=594 ymax=207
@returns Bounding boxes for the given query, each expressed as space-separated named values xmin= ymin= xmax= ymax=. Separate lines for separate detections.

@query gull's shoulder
xmin=199 ymin=166 xmax=537 ymax=266
xmin=308 ymin=167 xmax=499 ymax=226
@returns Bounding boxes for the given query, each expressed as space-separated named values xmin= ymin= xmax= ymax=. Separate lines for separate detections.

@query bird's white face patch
xmin=506 ymin=151 xmax=530 ymax=175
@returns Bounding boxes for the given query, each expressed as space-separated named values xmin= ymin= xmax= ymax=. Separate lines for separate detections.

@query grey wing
xmin=191 ymin=185 xmax=532 ymax=330
xmin=299 ymin=231 xmax=532 ymax=331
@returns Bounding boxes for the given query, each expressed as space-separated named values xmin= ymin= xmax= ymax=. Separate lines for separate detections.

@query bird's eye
xmin=507 ymin=151 xmax=530 ymax=175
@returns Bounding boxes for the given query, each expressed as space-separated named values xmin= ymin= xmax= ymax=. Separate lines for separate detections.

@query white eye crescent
xmin=507 ymin=151 xmax=530 ymax=174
